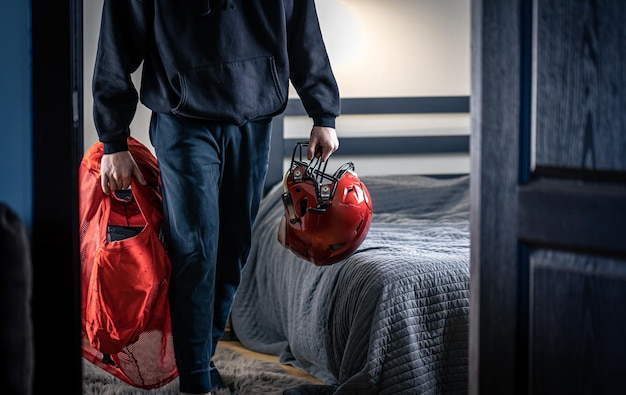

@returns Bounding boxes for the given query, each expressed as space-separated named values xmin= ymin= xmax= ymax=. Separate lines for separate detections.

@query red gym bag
xmin=79 ymin=137 xmax=178 ymax=389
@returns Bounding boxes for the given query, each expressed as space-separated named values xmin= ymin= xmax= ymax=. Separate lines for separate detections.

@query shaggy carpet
xmin=82 ymin=345 xmax=315 ymax=395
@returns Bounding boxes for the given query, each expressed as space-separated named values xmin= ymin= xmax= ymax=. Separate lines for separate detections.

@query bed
xmin=229 ymin=97 xmax=471 ymax=394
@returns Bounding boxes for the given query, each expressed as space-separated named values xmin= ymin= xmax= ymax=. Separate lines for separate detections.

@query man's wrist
xmin=103 ymin=139 xmax=129 ymax=154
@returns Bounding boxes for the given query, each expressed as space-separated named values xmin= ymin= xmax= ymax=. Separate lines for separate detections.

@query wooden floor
xmin=217 ymin=340 xmax=323 ymax=384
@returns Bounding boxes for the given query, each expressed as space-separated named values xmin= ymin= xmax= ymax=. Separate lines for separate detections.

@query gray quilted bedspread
xmin=230 ymin=174 xmax=470 ymax=394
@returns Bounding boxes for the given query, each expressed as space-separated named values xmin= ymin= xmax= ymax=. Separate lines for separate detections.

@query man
xmin=92 ymin=1 xmax=340 ymax=394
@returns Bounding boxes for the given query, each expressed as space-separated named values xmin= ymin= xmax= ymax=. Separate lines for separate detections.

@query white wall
xmin=84 ymin=0 xmax=470 ymax=176
xmin=314 ymin=0 xmax=470 ymax=98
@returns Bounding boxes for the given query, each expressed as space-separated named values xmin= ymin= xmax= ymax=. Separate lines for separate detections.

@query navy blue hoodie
xmin=92 ymin=0 xmax=341 ymax=153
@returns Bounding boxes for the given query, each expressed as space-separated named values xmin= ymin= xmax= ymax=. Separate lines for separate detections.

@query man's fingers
xmin=308 ymin=126 xmax=339 ymax=161
xmin=308 ymin=143 xmax=336 ymax=162
xmin=101 ymin=175 xmax=112 ymax=195
xmin=307 ymin=144 xmax=321 ymax=160
xmin=100 ymin=151 xmax=145 ymax=193
xmin=320 ymin=147 xmax=332 ymax=162
xmin=101 ymin=174 xmax=135 ymax=194
xmin=133 ymin=165 xmax=147 ymax=185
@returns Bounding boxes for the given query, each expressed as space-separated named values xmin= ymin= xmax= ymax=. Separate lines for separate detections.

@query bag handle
xmin=128 ymin=178 xmax=163 ymax=228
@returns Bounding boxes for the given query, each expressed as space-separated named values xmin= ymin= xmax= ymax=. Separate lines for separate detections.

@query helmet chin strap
xmin=282 ymin=171 xmax=298 ymax=224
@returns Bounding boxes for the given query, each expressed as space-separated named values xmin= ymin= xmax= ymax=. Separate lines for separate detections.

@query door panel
xmin=534 ymin=0 xmax=626 ymax=172
xmin=531 ymin=250 xmax=626 ymax=394
xmin=471 ymin=0 xmax=626 ymax=394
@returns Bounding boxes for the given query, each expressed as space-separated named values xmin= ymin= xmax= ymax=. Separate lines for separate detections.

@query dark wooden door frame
xmin=31 ymin=1 xmax=83 ymax=393
xmin=470 ymin=0 xmax=530 ymax=393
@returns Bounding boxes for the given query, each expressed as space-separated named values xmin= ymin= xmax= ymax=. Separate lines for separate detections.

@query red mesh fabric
xmin=79 ymin=137 xmax=178 ymax=389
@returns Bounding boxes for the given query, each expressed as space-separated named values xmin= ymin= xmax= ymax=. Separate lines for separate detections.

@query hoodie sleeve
xmin=286 ymin=0 xmax=340 ymax=128
xmin=92 ymin=0 xmax=153 ymax=154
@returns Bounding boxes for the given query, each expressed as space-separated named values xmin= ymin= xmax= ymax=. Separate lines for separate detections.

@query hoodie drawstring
xmin=223 ymin=0 xmax=235 ymax=10
xmin=201 ymin=0 xmax=211 ymax=15
xmin=202 ymin=0 xmax=235 ymax=15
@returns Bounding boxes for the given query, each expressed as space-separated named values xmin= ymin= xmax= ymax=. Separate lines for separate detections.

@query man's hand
xmin=308 ymin=126 xmax=339 ymax=162
xmin=100 ymin=150 xmax=146 ymax=195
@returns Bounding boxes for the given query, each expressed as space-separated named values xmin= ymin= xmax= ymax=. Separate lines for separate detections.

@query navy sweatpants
xmin=149 ymin=112 xmax=271 ymax=393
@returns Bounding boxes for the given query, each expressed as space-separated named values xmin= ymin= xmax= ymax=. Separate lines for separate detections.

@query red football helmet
xmin=278 ymin=141 xmax=373 ymax=266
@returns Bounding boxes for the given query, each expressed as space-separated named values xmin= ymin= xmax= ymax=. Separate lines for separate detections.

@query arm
xmin=286 ymin=0 xmax=341 ymax=161
xmin=93 ymin=0 xmax=152 ymax=192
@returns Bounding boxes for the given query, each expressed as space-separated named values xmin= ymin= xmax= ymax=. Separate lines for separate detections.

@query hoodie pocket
xmin=173 ymin=56 xmax=285 ymax=125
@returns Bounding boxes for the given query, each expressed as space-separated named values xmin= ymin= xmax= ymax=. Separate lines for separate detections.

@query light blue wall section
xmin=0 ymin=0 xmax=32 ymax=232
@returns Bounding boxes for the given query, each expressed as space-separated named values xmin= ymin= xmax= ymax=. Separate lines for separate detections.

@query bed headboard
xmin=266 ymin=96 xmax=471 ymax=194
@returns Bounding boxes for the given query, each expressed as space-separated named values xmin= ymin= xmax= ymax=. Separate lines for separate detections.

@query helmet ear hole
xmin=299 ymin=197 xmax=308 ymax=217
xmin=329 ymin=243 xmax=345 ymax=251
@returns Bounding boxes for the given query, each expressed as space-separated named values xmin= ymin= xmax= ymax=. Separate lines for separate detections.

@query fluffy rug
xmin=82 ymin=345 xmax=315 ymax=395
